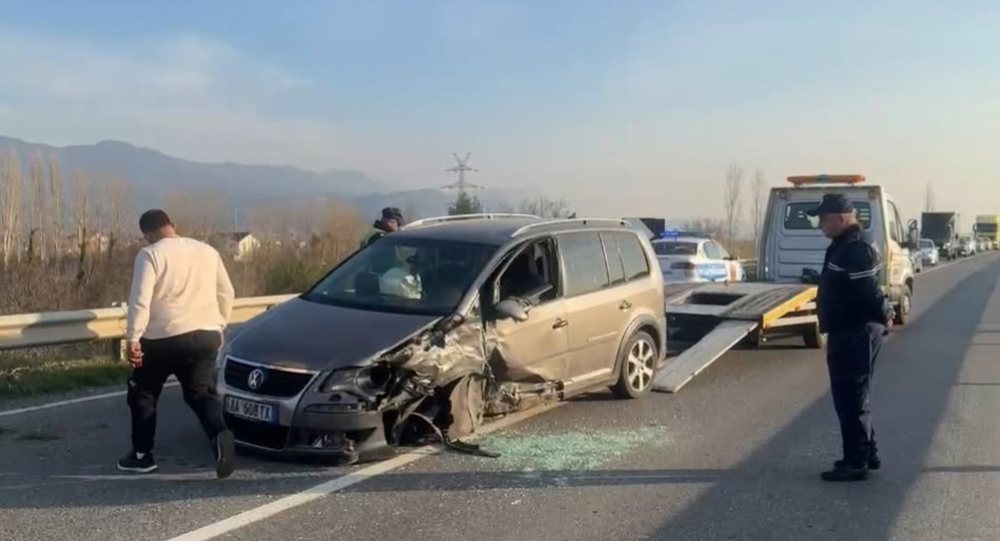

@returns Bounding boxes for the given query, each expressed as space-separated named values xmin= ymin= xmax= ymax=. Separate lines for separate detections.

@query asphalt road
xmin=2 ymin=253 xmax=999 ymax=541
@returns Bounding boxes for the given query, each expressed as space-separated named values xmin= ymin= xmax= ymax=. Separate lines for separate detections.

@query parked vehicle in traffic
xmin=921 ymin=212 xmax=960 ymax=260
xmin=217 ymin=214 xmax=667 ymax=463
xmin=652 ymin=233 xmax=745 ymax=283
xmin=758 ymin=174 xmax=917 ymax=325
xmin=974 ymin=215 xmax=1000 ymax=249
xmin=977 ymin=236 xmax=991 ymax=252
xmin=918 ymin=238 xmax=939 ymax=266
xmin=958 ymin=236 xmax=976 ymax=257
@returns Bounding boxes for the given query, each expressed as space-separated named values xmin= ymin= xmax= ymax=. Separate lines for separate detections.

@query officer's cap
xmin=381 ymin=207 xmax=404 ymax=224
xmin=807 ymin=194 xmax=854 ymax=216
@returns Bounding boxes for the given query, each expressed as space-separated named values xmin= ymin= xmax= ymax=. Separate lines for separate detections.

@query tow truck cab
xmin=757 ymin=174 xmax=918 ymax=325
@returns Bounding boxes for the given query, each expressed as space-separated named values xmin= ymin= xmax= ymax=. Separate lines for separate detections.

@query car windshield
xmin=919 ymin=240 xmax=935 ymax=249
xmin=303 ymin=237 xmax=497 ymax=316
xmin=784 ymin=201 xmax=872 ymax=230
xmin=653 ymin=241 xmax=699 ymax=256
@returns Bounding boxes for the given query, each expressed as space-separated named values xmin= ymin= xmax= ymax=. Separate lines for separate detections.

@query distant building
xmin=210 ymin=232 xmax=261 ymax=261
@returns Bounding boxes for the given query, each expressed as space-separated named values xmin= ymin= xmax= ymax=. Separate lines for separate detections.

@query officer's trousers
xmin=826 ymin=323 xmax=885 ymax=467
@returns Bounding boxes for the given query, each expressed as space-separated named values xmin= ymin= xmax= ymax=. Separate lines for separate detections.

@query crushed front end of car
xmin=219 ymin=311 xmax=562 ymax=465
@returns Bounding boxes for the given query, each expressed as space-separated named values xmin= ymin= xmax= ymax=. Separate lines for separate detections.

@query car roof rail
xmin=402 ymin=213 xmax=539 ymax=230
xmin=512 ymin=217 xmax=629 ymax=237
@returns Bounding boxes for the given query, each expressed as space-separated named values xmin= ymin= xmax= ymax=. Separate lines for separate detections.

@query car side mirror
xmin=496 ymin=299 xmax=529 ymax=322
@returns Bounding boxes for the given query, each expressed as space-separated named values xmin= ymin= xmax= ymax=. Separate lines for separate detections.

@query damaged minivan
xmin=217 ymin=215 xmax=666 ymax=464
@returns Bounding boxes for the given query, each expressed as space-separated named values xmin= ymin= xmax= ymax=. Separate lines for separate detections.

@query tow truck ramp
xmin=653 ymin=282 xmax=819 ymax=393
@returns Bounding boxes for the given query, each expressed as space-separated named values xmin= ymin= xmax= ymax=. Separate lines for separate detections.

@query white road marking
xmin=2 ymin=253 xmax=993 ymax=420
xmin=0 ymin=382 xmax=178 ymax=418
xmin=164 ymin=402 xmax=567 ymax=541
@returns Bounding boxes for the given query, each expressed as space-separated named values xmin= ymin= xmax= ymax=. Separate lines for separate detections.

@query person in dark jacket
xmin=361 ymin=207 xmax=405 ymax=248
xmin=810 ymin=194 xmax=894 ymax=482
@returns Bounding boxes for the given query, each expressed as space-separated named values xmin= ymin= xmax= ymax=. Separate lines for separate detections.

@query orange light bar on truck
xmin=787 ymin=174 xmax=866 ymax=186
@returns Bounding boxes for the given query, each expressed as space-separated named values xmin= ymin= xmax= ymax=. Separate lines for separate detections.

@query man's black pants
xmin=127 ymin=330 xmax=227 ymax=454
xmin=826 ymin=322 xmax=885 ymax=467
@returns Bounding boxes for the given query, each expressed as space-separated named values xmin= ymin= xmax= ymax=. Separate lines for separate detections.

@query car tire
xmin=611 ymin=331 xmax=659 ymax=399
xmin=894 ymin=291 xmax=911 ymax=326
xmin=803 ymin=322 xmax=827 ymax=349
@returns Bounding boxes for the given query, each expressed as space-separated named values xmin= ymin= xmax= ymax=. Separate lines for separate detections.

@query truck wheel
xmin=893 ymin=292 xmax=911 ymax=326
xmin=611 ymin=331 xmax=659 ymax=399
xmin=803 ymin=323 xmax=826 ymax=349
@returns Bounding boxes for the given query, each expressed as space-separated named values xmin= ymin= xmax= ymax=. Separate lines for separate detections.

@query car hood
xmin=227 ymin=297 xmax=440 ymax=371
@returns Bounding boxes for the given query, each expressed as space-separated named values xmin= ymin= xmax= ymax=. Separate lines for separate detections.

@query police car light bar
xmin=787 ymin=174 xmax=866 ymax=186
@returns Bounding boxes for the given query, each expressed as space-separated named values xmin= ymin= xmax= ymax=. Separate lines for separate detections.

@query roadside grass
xmin=0 ymin=355 xmax=129 ymax=399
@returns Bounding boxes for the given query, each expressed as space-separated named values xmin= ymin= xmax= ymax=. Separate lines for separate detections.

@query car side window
xmin=495 ymin=238 xmax=560 ymax=305
xmin=703 ymin=241 xmax=722 ymax=260
xmin=558 ymin=232 xmax=611 ymax=297
xmin=615 ymin=232 xmax=651 ymax=281
xmin=600 ymin=233 xmax=626 ymax=285
xmin=715 ymin=242 xmax=731 ymax=260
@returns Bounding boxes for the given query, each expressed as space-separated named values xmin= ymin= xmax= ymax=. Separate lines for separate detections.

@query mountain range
xmin=0 ymin=135 xmax=528 ymax=223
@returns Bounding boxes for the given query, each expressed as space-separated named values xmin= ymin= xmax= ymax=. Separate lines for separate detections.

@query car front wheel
xmin=611 ymin=331 xmax=659 ymax=399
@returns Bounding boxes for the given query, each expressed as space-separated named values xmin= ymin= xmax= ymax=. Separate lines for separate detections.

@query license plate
xmin=225 ymin=395 xmax=276 ymax=424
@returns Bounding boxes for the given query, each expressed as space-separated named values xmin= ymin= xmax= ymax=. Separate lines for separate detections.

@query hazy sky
xmin=2 ymin=0 xmax=999 ymax=221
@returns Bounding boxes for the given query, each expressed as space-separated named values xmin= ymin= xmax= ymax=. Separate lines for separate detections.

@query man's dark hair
xmin=139 ymin=209 xmax=173 ymax=233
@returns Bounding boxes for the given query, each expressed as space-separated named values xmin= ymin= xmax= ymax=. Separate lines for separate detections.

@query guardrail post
xmin=110 ymin=301 xmax=127 ymax=363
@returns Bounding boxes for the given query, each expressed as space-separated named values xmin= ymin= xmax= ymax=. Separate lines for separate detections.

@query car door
xmin=488 ymin=239 xmax=570 ymax=384
xmin=557 ymin=231 xmax=621 ymax=389
xmin=885 ymin=199 xmax=911 ymax=296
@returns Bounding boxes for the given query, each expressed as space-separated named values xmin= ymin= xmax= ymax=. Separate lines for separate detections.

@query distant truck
xmin=973 ymin=215 xmax=1000 ymax=249
xmin=921 ymin=212 xmax=960 ymax=260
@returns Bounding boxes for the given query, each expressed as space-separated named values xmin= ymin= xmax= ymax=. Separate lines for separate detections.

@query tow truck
xmin=654 ymin=174 xmax=917 ymax=393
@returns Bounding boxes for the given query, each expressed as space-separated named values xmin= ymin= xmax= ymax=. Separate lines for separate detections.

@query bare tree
xmin=752 ymin=168 xmax=766 ymax=250
xmin=517 ymin=197 xmax=573 ymax=218
xmin=0 ymin=151 xmax=23 ymax=269
xmin=723 ymin=164 xmax=744 ymax=250
xmin=101 ymin=177 xmax=130 ymax=258
xmin=47 ymin=155 xmax=65 ymax=258
xmin=924 ymin=182 xmax=935 ymax=212
xmin=26 ymin=153 xmax=48 ymax=263
xmin=162 ymin=191 xmax=227 ymax=239
xmin=72 ymin=172 xmax=95 ymax=279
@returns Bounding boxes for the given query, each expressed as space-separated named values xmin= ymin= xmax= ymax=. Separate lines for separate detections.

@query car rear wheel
xmin=611 ymin=331 xmax=658 ymax=399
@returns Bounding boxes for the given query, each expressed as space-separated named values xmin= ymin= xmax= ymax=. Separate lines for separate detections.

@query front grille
xmin=225 ymin=414 xmax=289 ymax=450
xmin=224 ymin=358 xmax=314 ymax=398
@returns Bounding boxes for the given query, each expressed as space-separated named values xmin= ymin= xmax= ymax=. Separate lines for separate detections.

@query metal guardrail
xmin=0 ymin=294 xmax=297 ymax=351
xmin=0 ymin=259 xmax=762 ymax=351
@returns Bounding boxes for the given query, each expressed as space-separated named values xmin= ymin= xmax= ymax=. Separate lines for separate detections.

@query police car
xmin=652 ymin=232 xmax=745 ymax=283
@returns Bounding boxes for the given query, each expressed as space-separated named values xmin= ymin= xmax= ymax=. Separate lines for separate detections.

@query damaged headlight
xmin=320 ymin=365 xmax=392 ymax=394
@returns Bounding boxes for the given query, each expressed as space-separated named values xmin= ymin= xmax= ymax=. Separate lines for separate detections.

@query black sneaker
xmin=821 ymin=463 xmax=868 ymax=482
xmin=214 ymin=430 xmax=236 ymax=479
xmin=117 ymin=452 xmax=158 ymax=474
xmin=835 ymin=454 xmax=881 ymax=471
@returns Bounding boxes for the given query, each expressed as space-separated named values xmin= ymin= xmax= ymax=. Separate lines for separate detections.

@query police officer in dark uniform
xmin=810 ymin=194 xmax=894 ymax=482
xmin=361 ymin=207 xmax=404 ymax=248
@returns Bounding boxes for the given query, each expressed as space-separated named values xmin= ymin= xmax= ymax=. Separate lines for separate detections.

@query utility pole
xmin=442 ymin=153 xmax=486 ymax=214
xmin=442 ymin=152 xmax=485 ymax=195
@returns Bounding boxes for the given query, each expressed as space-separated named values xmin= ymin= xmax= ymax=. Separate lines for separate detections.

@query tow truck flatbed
xmin=654 ymin=282 xmax=819 ymax=393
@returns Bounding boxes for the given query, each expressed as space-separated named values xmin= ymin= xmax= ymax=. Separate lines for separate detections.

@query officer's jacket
xmin=817 ymin=224 xmax=893 ymax=333
xmin=359 ymin=222 xmax=391 ymax=249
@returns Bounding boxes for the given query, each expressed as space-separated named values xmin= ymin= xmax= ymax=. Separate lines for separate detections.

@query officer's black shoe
xmin=821 ymin=463 xmax=868 ymax=482
xmin=835 ymin=454 xmax=881 ymax=471
xmin=117 ymin=451 xmax=158 ymax=474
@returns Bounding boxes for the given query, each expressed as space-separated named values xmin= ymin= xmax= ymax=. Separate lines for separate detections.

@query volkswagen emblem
xmin=247 ymin=368 xmax=266 ymax=390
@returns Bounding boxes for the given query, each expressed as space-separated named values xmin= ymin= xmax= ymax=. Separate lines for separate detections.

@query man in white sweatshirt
xmin=118 ymin=209 xmax=237 ymax=479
